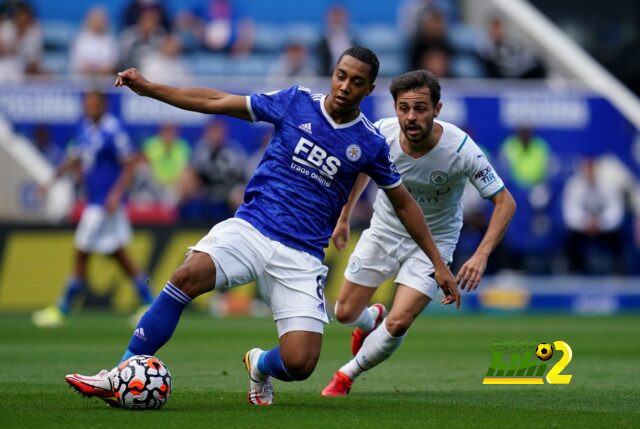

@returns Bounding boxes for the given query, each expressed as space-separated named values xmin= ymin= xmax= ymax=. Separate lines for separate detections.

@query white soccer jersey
xmin=370 ymin=118 xmax=504 ymax=261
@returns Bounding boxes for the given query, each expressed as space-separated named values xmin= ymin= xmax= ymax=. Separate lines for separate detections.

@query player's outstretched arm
xmin=456 ymin=188 xmax=516 ymax=292
xmin=115 ymin=68 xmax=252 ymax=121
xmin=332 ymin=173 xmax=371 ymax=250
xmin=385 ymin=184 xmax=460 ymax=308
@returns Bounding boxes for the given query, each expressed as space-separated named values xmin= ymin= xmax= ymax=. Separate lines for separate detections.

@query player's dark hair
xmin=337 ymin=46 xmax=380 ymax=83
xmin=389 ymin=70 xmax=441 ymax=106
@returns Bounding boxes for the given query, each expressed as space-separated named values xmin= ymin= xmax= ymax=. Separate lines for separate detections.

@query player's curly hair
xmin=337 ymin=46 xmax=380 ymax=83
xmin=390 ymin=70 xmax=441 ymax=106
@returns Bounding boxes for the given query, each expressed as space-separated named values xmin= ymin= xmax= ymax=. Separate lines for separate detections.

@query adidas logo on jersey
xmin=298 ymin=122 xmax=312 ymax=134
xmin=133 ymin=327 xmax=147 ymax=342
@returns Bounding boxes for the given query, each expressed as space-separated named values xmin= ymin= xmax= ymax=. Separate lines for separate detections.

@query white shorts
xmin=74 ymin=204 xmax=132 ymax=254
xmin=190 ymin=218 xmax=329 ymax=329
xmin=345 ymin=226 xmax=447 ymax=299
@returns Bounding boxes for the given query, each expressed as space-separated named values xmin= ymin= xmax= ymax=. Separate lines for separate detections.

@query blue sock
xmin=133 ymin=274 xmax=154 ymax=306
xmin=120 ymin=282 xmax=191 ymax=362
xmin=120 ymin=349 xmax=135 ymax=362
xmin=58 ymin=277 xmax=85 ymax=314
xmin=257 ymin=346 xmax=295 ymax=382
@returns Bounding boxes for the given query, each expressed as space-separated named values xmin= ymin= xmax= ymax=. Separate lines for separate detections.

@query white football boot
xmin=243 ymin=348 xmax=274 ymax=405
xmin=65 ymin=368 xmax=120 ymax=407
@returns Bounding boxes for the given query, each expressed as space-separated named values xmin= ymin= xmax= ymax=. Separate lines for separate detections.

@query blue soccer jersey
xmin=69 ymin=113 xmax=134 ymax=205
xmin=235 ymin=85 xmax=402 ymax=260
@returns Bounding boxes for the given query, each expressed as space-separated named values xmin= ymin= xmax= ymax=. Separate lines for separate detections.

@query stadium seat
xmin=187 ymin=53 xmax=228 ymax=76
xmin=42 ymin=52 xmax=70 ymax=75
xmin=448 ymin=23 xmax=483 ymax=53
xmin=450 ymin=54 xmax=486 ymax=78
xmin=188 ymin=53 xmax=281 ymax=76
xmin=285 ymin=23 xmax=321 ymax=47
xmin=41 ymin=21 xmax=78 ymax=52
xmin=376 ymin=53 xmax=406 ymax=77
xmin=355 ymin=24 xmax=404 ymax=54
xmin=253 ymin=24 xmax=291 ymax=53
xmin=230 ymin=54 xmax=280 ymax=76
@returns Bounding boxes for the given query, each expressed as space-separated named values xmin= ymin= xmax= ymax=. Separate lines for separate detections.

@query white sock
xmin=336 ymin=303 xmax=376 ymax=332
xmin=339 ymin=318 xmax=405 ymax=380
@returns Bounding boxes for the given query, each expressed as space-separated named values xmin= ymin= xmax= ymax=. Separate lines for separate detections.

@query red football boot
xmin=320 ymin=371 xmax=353 ymax=397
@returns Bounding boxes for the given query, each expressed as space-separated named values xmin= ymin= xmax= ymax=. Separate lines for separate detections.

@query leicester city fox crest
xmin=346 ymin=144 xmax=362 ymax=162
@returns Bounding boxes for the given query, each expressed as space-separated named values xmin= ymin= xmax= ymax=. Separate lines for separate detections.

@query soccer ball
xmin=112 ymin=355 xmax=171 ymax=410
xmin=536 ymin=343 xmax=553 ymax=361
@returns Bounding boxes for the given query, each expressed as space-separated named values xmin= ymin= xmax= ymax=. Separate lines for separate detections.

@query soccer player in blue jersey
xmin=65 ymin=47 xmax=459 ymax=406
xmin=32 ymin=91 xmax=154 ymax=328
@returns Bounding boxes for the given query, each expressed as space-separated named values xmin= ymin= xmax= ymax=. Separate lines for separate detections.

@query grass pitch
xmin=0 ymin=312 xmax=639 ymax=428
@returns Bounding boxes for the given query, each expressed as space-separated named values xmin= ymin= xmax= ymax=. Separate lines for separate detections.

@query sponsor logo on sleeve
xmin=474 ymin=165 xmax=496 ymax=185
xmin=388 ymin=155 xmax=398 ymax=173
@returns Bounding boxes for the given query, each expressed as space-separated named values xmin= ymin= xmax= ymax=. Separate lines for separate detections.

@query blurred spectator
xmin=479 ymin=17 xmax=546 ymax=79
xmin=139 ymin=33 xmax=191 ymax=83
xmin=502 ymin=180 xmax=561 ymax=274
xmin=32 ymin=124 xmax=64 ymax=166
xmin=142 ymin=124 xmax=190 ymax=203
xmin=11 ymin=2 xmax=42 ymax=74
xmin=0 ymin=1 xmax=43 ymax=79
xmin=0 ymin=4 xmax=23 ymax=81
xmin=180 ymin=120 xmax=246 ymax=221
xmin=244 ymin=128 xmax=271 ymax=180
xmin=171 ymin=10 xmax=201 ymax=53
xmin=269 ymin=42 xmax=315 ymax=79
xmin=181 ymin=0 xmax=254 ymax=55
xmin=317 ymin=5 xmax=357 ymax=76
xmin=562 ymin=157 xmax=626 ymax=274
xmin=119 ymin=6 xmax=166 ymax=69
xmin=500 ymin=126 xmax=550 ymax=189
xmin=122 ymin=0 xmax=171 ymax=32
xmin=397 ymin=0 xmax=460 ymax=38
xmin=419 ymin=47 xmax=450 ymax=78
xmin=70 ymin=7 xmax=118 ymax=76
xmin=408 ymin=9 xmax=453 ymax=71
xmin=498 ymin=126 xmax=560 ymax=273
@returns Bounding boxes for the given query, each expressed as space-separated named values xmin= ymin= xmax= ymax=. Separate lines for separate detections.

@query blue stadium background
xmin=0 ymin=0 xmax=638 ymax=314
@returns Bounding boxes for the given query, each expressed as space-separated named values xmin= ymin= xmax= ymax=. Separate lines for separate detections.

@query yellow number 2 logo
xmin=545 ymin=341 xmax=573 ymax=384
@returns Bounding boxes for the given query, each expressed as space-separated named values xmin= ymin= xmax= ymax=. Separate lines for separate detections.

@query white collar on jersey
xmin=319 ymin=95 xmax=363 ymax=129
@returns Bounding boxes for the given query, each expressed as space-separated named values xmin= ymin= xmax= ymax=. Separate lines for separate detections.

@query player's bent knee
xmin=278 ymin=328 xmax=322 ymax=380
xmin=334 ymin=301 xmax=363 ymax=324
xmin=385 ymin=314 xmax=412 ymax=337
xmin=169 ymin=254 xmax=215 ymax=299
xmin=334 ymin=306 xmax=356 ymax=324
xmin=282 ymin=355 xmax=318 ymax=380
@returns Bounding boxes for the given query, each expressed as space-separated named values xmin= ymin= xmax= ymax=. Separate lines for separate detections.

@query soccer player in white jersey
xmin=321 ymin=70 xmax=516 ymax=396
xmin=64 ymin=48 xmax=459 ymax=406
